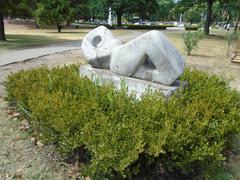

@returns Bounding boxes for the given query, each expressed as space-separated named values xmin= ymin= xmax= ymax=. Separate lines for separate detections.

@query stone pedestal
xmin=80 ymin=64 xmax=187 ymax=98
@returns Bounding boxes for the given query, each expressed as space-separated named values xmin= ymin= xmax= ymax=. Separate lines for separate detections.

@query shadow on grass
xmin=0 ymin=34 xmax=65 ymax=51
xmin=207 ymin=34 xmax=226 ymax=40
xmin=190 ymin=54 xmax=214 ymax=58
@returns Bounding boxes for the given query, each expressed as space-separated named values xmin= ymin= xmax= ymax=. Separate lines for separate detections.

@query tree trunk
xmin=57 ymin=24 xmax=61 ymax=33
xmin=0 ymin=13 xmax=6 ymax=41
xmin=234 ymin=10 xmax=240 ymax=32
xmin=116 ymin=11 xmax=122 ymax=27
xmin=204 ymin=0 xmax=214 ymax=35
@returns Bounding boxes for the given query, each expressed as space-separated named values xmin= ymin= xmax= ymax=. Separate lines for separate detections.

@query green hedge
xmin=185 ymin=25 xmax=200 ymax=31
xmin=123 ymin=24 xmax=170 ymax=30
xmin=74 ymin=23 xmax=172 ymax=30
xmin=74 ymin=23 xmax=116 ymax=29
xmin=4 ymin=65 xmax=240 ymax=179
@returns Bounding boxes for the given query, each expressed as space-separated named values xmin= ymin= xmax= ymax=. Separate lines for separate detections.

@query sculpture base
xmin=79 ymin=64 xmax=187 ymax=98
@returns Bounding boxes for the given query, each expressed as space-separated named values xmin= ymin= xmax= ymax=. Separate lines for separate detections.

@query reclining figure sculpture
xmin=82 ymin=26 xmax=185 ymax=86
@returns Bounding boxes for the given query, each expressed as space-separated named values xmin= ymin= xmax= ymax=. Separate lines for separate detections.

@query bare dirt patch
xmin=0 ymin=97 xmax=84 ymax=179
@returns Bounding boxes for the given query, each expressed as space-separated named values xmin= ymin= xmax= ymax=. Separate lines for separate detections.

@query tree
xmin=88 ymin=0 xmax=109 ymax=21
xmin=184 ymin=4 xmax=205 ymax=24
xmin=105 ymin=0 xmax=158 ymax=27
xmin=34 ymin=0 xmax=76 ymax=32
xmin=0 ymin=9 xmax=6 ymax=41
xmin=0 ymin=0 xmax=16 ymax=41
xmin=0 ymin=0 xmax=37 ymax=41
xmin=229 ymin=0 xmax=240 ymax=31
xmin=154 ymin=0 xmax=175 ymax=21
xmin=70 ymin=0 xmax=91 ymax=21
xmin=204 ymin=0 xmax=214 ymax=35
xmin=130 ymin=0 xmax=158 ymax=21
xmin=105 ymin=0 xmax=129 ymax=27
xmin=216 ymin=0 xmax=240 ymax=31
xmin=178 ymin=0 xmax=240 ymax=35
xmin=176 ymin=0 xmax=216 ymax=35
xmin=15 ymin=0 xmax=38 ymax=19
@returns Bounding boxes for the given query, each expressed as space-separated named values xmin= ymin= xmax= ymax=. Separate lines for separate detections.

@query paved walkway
xmin=0 ymin=41 xmax=82 ymax=66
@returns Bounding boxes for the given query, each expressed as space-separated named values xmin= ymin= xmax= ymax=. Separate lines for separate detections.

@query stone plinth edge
xmin=79 ymin=64 xmax=187 ymax=99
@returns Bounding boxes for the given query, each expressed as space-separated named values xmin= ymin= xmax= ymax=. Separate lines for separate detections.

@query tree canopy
xmin=34 ymin=0 xmax=76 ymax=32
xmin=0 ymin=0 xmax=38 ymax=40
xmin=103 ymin=0 xmax=158 ymax=26
xmin=175 ymin=0 xmax=240 ymax=34
xmin=0 ymin=0 xmax=240 ymax=41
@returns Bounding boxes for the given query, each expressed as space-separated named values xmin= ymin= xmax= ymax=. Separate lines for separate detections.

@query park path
xmin=0 ymin=30 xmax=144 ymax=66
xmin=0 ymin=41 xmax=82 ymax=66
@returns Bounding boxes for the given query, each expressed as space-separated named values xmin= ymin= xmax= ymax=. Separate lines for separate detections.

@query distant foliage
xmin=34 ymin=0 xmax=76 ymax=32
xmin=183 ymin=30 xmax=204 ymax=55
xmin=183 ymin=4 xmax=203 ymax=24
xmin=124 ymin=24 xmax=172 ymax=30
xmin=4 ymin=65 xmax=240 ymax=179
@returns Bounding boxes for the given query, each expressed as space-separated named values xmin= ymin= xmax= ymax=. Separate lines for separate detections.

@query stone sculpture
xmin=82 ymin=26 xmax=185 ymax=86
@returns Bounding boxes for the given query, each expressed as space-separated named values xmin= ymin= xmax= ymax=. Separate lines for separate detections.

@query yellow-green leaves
xmin=4 ymin=65 xmax=240 ymax=179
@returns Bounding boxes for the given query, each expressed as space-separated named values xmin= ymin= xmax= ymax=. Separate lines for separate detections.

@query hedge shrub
xmin=123 ymin=24 xmax=169 ymax=30
xmin=73 ymin=23 xmax=171 ymax=30
xmin=185 ymin=24 xmax=200 ymax=31
xmin=4 ymin=65 xmax=240 ymax=179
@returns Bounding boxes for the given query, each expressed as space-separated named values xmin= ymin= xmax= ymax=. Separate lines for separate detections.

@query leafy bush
xmin=73 ymin=23 xmax=116 ymax=29
xmin=73 ymin=23 xmax=170 ymax=30
xmin=184 ymin=24 xmax=200 ymax=31
xmin=183 ymin=30 xmax=204 ymax=55
xmin=123 ymin=24 xmax=169 ymax=30
xmin=4 ymin=65 xmax=240 ymax=179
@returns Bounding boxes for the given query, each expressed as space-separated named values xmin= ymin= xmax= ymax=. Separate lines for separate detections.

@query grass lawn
xmin=0 ymin=20 xmax=130 ymax=54
xmin=162 ymin=28 xmax=240 ymax=91
xmin=0 ymin=21 xmax=89 ymax=54
xmin=0 ymin=34 xmax=64 ymax=53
